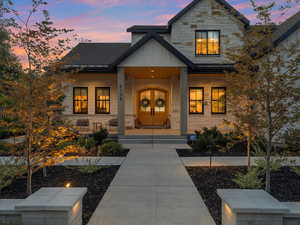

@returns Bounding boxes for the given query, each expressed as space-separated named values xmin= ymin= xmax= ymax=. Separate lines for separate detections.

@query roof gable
xmin=168 ymin=0 xmax=250 ymax=27
xmin=111 ymin=32 xmax=195 ymax=69
xmin=272 ymin=11 xmax=300 ymax=46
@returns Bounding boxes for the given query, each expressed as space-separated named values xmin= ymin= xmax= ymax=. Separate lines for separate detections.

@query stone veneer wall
xmin=170 ymin=0 xmax=245 ymax=64
xmin=63 ymin=73 xmax=233 ymax=132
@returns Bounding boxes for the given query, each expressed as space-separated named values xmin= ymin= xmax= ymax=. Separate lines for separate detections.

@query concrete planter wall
xmin=218 ymin=189 xmax=300 ymax=225
xmin=0 ymin=187 xmax=87 ymax=225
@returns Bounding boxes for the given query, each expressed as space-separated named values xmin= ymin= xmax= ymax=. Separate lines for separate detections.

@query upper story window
xmin=195 ymin=30 xmax=220 ymax=56
xmin=96 ymin=87 xmax=110 ymax=114
xmin=73 ymin=87 xmax=88 ymax=114
xmin=211 ymin=87 xmax=226 ymax=114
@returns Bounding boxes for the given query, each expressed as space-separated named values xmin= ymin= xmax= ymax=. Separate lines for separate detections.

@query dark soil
xmin=186 ymin=166 xmax=300 ymax=225
xmin=98 ymin=148 xmax=130 ymax=157
xmin=177 ymin=148 xmax=248 ymax=157
xmin=0 ymin=166 xmax=119 ymax=225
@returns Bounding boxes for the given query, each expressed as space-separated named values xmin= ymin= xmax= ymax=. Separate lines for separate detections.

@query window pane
xmin=73 ymin=87 xmax=88 ymax=114
xmin=96 ymin=87 xmax=110 ymax=114
xmin=189 ymin=88 xmax=203 ymax=114
xmin=196 ymin=32 xmax=208 ymax=55
xmin=211 ymin=88 xmax=226 ymax=113
xmin=208 ymin=31 xmax=220 ymax=54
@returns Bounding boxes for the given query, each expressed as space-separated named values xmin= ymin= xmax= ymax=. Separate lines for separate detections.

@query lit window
xmin=189 ymin=87 xmax=204 ymax=114
xmin=196 ymin=31 xmax=220 ymax=55
xmin=73 ymin=87 xmax=88 ymax=114
xmin=211 ymin=87 xmax=226 ymax=114
xmin=96 ymin=87 xmax=110 ymax=114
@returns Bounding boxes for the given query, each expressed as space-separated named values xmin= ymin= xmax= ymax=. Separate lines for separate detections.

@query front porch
xmin=116 ymin=66 xmax=188 ymax=136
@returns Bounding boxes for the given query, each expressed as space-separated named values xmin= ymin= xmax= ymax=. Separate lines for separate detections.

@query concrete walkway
xmin=87 ymin=144 xmax=215 ymax=225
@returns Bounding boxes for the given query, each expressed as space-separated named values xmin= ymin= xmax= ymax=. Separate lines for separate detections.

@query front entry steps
xmin=118 ymin=135 xmax=187 ymax=144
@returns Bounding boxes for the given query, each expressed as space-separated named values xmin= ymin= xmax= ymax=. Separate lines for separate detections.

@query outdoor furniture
xmin=93 ymin=122 xmax=103 ymax=132
xmin=75 ymin=119 xmax=90 ymax=133
xmin=108 ymin=118 xmax=118 ymax=131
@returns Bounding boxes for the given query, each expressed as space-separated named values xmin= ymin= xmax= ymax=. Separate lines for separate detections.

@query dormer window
xmin=195 ymin=30 xmax=220 ymax=56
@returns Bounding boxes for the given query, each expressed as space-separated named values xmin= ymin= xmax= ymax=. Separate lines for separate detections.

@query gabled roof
xmin=63 ymin=43 xmax=130 ymax=67
xmin=272 ymin=11 xmax=300 ymax=46
xmin=110 ymin=32 xmax=195 ymax=69
xmin=127 ymin=25 xmax=169 ymax=33
xmin=168 ymin=0 xmax=250 ymax=27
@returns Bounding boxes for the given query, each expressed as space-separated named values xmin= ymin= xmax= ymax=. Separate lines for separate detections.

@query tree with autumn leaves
xmin=0 ymin=0 xmax=82 ymax=195
xmin=226 ymin=0 xmax=299 ymax=192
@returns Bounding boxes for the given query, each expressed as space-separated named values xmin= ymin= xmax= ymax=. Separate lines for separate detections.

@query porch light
xmin=65 ymin=182 xmax=71 ymax=188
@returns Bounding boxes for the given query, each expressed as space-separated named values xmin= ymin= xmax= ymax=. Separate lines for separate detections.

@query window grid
xmin=95 ymin=87 xmax=110 ymax=114
xmin=195 ymin=30 xmax=220 ymax=56
xmin=73 ymin=87 xmax=88 ymax=114
xmin=211 ymin=87 xmax=226 ymax=114
xmin=189 ymin=87 xmax=204 ymax=114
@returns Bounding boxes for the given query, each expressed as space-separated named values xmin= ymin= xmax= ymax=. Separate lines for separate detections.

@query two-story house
xmin=62 ymin=0 xmax=300 ymax=138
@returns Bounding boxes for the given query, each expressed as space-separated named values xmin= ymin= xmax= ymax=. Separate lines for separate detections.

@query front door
xmin=137 ymin=88 xmax=168 ymax=127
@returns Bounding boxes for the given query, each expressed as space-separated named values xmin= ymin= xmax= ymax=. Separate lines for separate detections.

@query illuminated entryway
xmin=136 ymin=88 xmax=169 ymax=128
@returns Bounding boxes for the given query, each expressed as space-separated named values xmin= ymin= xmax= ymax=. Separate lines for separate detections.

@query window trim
xmin=211 ymin=87 xmax=226 ymax=114
xmin=95 ymin=87 xmax=111 ymax=114
xmin=189 ymin=87 xmax=204 ymax=114
xmin=195 ymin=30 xmax=221 ymax=56
xmin=73 ymin=87 xmax=88 ymax=114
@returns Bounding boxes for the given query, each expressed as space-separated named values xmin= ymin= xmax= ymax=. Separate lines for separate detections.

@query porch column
xmin=117 ymin=67 xmax=125 ymax=135
xmin=180 ymin=67 xmax=188 ymax=136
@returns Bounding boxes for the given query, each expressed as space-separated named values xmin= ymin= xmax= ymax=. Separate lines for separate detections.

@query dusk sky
xmin=11 ymin=0 xmax=300 ymax=44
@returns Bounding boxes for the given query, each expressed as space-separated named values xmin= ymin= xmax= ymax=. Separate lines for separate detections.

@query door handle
xmin=151 ymin=108 xmax=155 ymax=116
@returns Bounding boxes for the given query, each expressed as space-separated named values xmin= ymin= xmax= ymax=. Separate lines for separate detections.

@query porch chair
xmin=75 ymin=119 xmax=90 ymax=134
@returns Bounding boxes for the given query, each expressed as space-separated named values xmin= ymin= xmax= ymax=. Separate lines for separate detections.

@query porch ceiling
xmin=125 ymin=67 xmax=180 ymax=79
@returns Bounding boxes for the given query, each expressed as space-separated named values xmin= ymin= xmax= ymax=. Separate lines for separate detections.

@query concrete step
xmin=118 ymin=135 xmax=187 ymax=144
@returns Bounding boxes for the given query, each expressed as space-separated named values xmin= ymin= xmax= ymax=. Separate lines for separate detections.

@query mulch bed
xmin=0 ymin=166 xmax=120 ymax=225
xmin=186 ymin=166 xmax=300 ymax=225
xmin=97 ymin=149 xmax=130 ymax=157
xmin=176 ymin=148 xmax=248 ymax=157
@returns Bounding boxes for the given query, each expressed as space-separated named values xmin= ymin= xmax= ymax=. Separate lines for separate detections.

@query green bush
xmin=92 ymin=128 xmax=108 ymax=146
xmin=233 ymin=168 xmax=262 ymax=189
xmin=78 ymin=136 xmax=96 ymax=153
xmin=99 ymin=141 xmax=124 ymax=156
xmin=283 ymin=128 xmax=300 ymax=153
xmin=192 ymin=127 xmax=229 ymax=153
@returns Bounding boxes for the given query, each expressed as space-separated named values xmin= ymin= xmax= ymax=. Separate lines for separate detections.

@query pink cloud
xmin=155 ymin=14 xmax=174 ymax=24
xmin=233 ymin=2 xmax=250 ymax=10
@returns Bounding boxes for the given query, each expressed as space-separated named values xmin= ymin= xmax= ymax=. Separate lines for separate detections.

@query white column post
xmin=180 ymin=67 xmax=188 ymax=136
xmin=117 ymin=67 xmax=125 ymax=135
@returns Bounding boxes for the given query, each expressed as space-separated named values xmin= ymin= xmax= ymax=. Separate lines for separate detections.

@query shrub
xmin=75 ymin=165 xmax=108 ymax=174
xmin=283 ymin=128 xmax=300 ymax=153
xmin=78 ymin=136 xmax=96 ymax=154
xmin=192 ymin=127 xmax=229 ymax=153
xmin=233 ymin=168 xmax=263 ymax=189
xmin=99 ymin=141 xmax=124 ymax=156
xmin=92 ymin=128 xmax=108 ymax=146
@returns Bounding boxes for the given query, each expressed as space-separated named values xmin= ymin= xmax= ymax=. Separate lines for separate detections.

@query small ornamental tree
xmin=0 ymin=0 xmax=82 ymax=195
xmin=227 ymin=0 xmax=299 ymax=192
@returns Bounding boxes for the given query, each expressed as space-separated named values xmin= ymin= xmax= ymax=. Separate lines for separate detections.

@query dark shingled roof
xmin=168 ymin=0 xmax=250 ymax=27
xmin=272 ymin=11 xmax=300 ymax=46
xmin=63 ymin=43 xmax=131 ymax=66
xmin=127 ymin=25 xmax=169 ymax=33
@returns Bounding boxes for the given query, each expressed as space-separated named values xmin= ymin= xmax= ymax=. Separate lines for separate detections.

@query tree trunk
xmin=265 ymin=88 xmax=273 ymax=193
xmin=247 ymin=134 xmax=251 ymax=170
xmin=26 ymin=166 xmax=32 ymax=195
xmin=43 ymin=167 xmax=47 ymax=177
